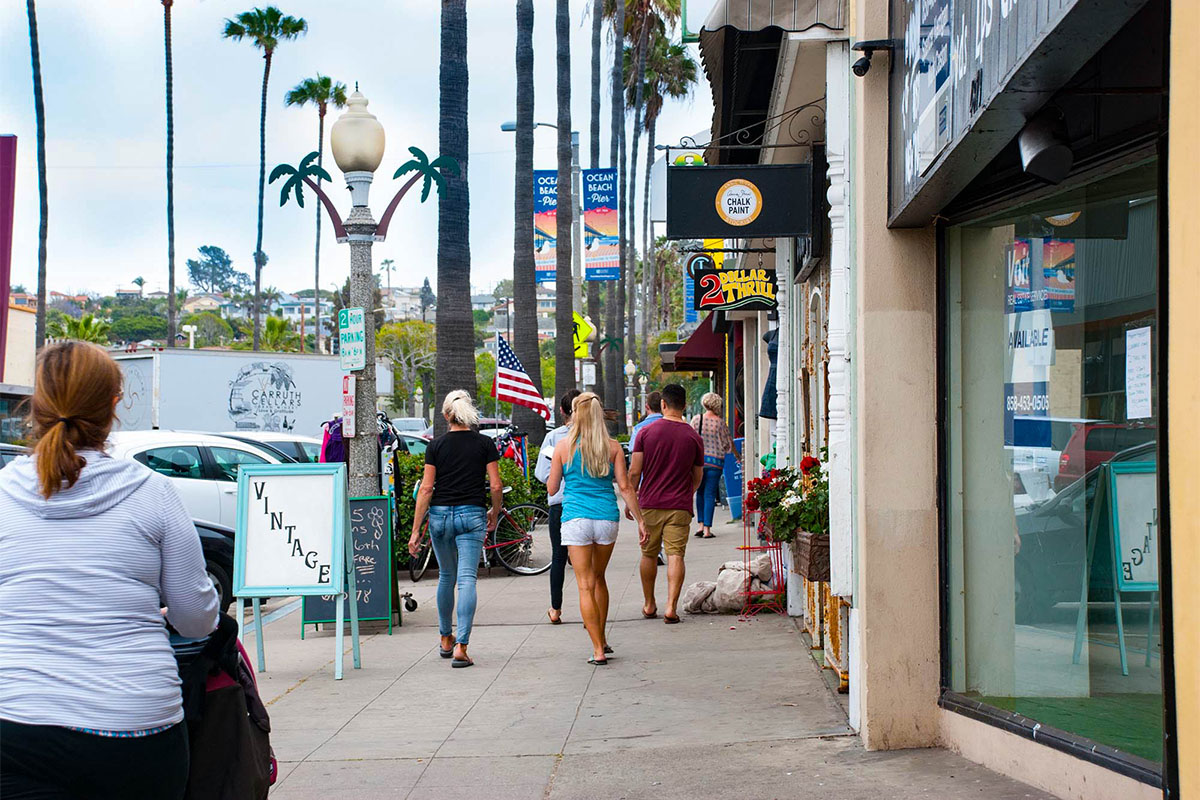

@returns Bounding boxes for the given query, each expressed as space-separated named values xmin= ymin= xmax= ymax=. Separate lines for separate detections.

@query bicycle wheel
xmin=409 ymin=517 xmax=434 ymax=582
xmin=493 ymin=503 xmax=552 ymax=575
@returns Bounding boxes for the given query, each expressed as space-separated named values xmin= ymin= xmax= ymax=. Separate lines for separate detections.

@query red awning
xmin=673 ymin=313 xmax=724 ymax=372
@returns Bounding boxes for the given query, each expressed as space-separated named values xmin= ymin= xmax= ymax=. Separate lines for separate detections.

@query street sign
xmin=342 ymin=375 xmax=357 ymax=438
xmin=338 ymin=307 xmax=366 ymax=371
xmin=573 ymin=312 xmax=595 ymax=358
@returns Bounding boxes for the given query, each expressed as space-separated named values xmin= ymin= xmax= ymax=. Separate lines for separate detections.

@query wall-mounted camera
xmin=850 ymin=40 xmax=895 ymax=77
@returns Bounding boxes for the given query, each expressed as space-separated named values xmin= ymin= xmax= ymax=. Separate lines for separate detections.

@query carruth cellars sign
xmin=693 ymin=267 xmax=777 ymax=312
xmin=666 ymin=164 xmax=811 ymax=240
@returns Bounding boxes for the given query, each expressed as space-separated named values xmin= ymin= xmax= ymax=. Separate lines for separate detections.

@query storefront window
xmin=943 ymin=162 xmax=1162 ymax=768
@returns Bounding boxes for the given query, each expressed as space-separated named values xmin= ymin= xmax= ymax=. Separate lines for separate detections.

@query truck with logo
xmin=112 ymin=348 xmax=393 ymax=437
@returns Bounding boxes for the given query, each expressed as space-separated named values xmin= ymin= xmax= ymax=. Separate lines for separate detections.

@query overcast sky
xmin=0 ymin=0 xmax=714 ymax=298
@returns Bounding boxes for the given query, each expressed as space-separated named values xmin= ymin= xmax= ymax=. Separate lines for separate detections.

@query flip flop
xmin=603 ymin=645 xmax=614 ymax=655
xmin=438 ymin=639 xmax=456 ymax=658
xmin=547 ymin=610 xmax=563 ymax=625
xmin=588 ymin=656 xmax=609 ymax=665
xmin=664 ymin=614 xmax=682 ymax=624
xmin=701 ymin=533 xmax=716 ymax=539
xmin=694 ymin=530 xmax=704 ymax=537
xmin=451 ymin=656 xmax=474 ymax=669
xmin=642 ymin=609 xmax=658 ymax=619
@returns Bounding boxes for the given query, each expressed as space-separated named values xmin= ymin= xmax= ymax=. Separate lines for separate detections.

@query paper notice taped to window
xmin=1125 ymin=326 xmax=1152 ymax=420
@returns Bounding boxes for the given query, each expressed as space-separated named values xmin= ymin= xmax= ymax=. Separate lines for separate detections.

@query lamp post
xmin=624 ymin=358 xmax=637 ymax=429
xmin=414 ymin=385 xmax=424 ymax=422
xmin=638 ymin=373 xmax=648 ymax=423
xmin=181 ymin=324 xmax=197 ymax=350
xmin=501 ymin=121 xmax=582 ymax=319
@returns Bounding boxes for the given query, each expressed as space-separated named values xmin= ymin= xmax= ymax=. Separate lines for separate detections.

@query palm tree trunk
xmin=608 ymin=0 xmax=626 ymax=431
xmin=435 ymin=0 xmax=475 ymax=437
xmin=553 ymin=0 xmax=574 ymax=422
xmin=626 ymin=6 xmax=650 ymax=373
xmin=640 ymin=114 xmax=654 ymax=369
xmin=587 ymin=0 xmax=603 ymax=404
xmin=27 ymin=0 xmax=47 ymax=351
xmin=252 ymin=51 xmax=273 ymax=352
xmin=314 ymin=108 xmax=325 ymax=354
xmin=512 ymin=0 xmax=543 ymax=443
xmin=164 ymin=0 xmax=176 ymax=347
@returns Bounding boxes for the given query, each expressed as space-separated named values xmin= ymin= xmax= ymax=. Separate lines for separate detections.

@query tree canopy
xmin=187 ymin=245 xmax=251 ymax=294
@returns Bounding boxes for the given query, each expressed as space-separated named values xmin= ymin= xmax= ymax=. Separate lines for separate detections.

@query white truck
xmin=113 ymin=348 xmax=393 ymax=438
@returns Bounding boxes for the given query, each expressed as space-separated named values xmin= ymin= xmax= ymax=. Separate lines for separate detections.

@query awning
xmin=668 ymin=313 xmax=725 ymax=372
xmin=702 ymin=0 xmax=845 ymax=35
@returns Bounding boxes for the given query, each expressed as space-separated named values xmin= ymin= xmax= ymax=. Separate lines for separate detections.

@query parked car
xmin=396 ymin=433 xmax=430 ymax=457
xmin=218 ymin=431 xmax=322 ymax=463
xmin=1016 ymin=440 xmax=1156 ymax=622
xmin=1054 ymin=422 xmax=1157 ymax=490
xmin=0 ymin=443 xmax=28 ymax=468
xmin=106 ymin=431 xmax=283 ymax=529
xmin=422 ymin=417 xmax=511 ymax=439
xmin=390 ymin=417 xmax=429 ymax=434
xmin=197 ymin=519 xmax=235 ymax=612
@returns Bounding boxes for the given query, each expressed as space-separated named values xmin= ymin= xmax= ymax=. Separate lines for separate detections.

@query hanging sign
xmin=692 ymin=267 xmax=777 ymax=312
xmin=338 ymin=307 xmax=366 ymax=371
xmin=534 ymin=170 xmax=558 ymax=283
xmin=683 ymin=252 xmax=716 ymax=324
xmin=582 ymin=169 xmax=620 ymax=281
xmin=572 ymin=312 xmax=595 ymax=358
xmin=666 ymin=164 xmax=811 ymax=239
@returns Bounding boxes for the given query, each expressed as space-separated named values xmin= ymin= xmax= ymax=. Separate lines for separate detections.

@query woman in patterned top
xmin=691 ymin=392 xmax=739 ymax=538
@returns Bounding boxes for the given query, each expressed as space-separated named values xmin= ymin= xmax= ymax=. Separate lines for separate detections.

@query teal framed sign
xmin=1108 ymin=460 xmax=1159 ymax=592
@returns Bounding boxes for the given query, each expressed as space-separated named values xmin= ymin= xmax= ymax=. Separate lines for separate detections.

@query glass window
xmin=209 ymin=446 xmax=268 ymax=482
xmin=944 ymin=162 xmax=1162 ymax=767
xmin=137 ymin=446 xmax=204 ymax=480
xmin=299 ymin=441 xmax=321 ymax=462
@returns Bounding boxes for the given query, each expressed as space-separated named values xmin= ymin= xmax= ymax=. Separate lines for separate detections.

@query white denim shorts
xmin=560 ymin=517 xmax=620 ymax=547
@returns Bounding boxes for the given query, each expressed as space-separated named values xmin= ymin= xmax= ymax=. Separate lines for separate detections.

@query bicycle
xmin=408 ymin=487 xmax=552 ymax=581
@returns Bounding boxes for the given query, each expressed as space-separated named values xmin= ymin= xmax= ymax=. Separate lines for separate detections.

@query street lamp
xmin=414 ymin=385 xmax=424 ymax=422
xmin=501 ymin=120 xmax=583 ymax=321
xmin=638 ymin=373 xmax=648 ymax=424
xmin=273 ymin=88 xmax=458 ymax=497
xmin=624 ymin=359 xmax=637 ymax=429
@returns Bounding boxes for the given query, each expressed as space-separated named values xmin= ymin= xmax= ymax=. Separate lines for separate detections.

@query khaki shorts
xmin=641 ymin=509 xmax=693 ymax=558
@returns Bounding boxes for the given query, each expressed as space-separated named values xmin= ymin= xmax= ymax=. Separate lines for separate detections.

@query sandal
xmin=547 ymin=609 xmax=563 ymax=625
xmin=603 ymin=645 xmax=614 ymax=655
xmin=701 ymin=533 xmax=716 ymax=539
xmin=664 ymin=614 xmax=682 ymax=624
xmin=642 ymin=607 xmax=658 ymax=619
xmin=438 ymin=638 xmax=456 ymax=658
xmin=452 ymin=656 xmax=474 ymax=668
xmin=588 ymin=656 xmax=609 ymax=665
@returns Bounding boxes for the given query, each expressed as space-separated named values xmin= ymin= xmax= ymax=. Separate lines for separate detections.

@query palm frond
xmin=269 ymin=163 xmax=297 ymax=183
xmin=429 ymin=155 xmax=461 ymax=176
xmin=299 ymin=151 xmax=320 ymax=172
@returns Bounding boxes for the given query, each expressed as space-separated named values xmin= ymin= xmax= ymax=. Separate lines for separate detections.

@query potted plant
xmin=745 ymin=467 xmax=799 ymax=541
xmin=789 ymin=454 xmax=830 ymax=581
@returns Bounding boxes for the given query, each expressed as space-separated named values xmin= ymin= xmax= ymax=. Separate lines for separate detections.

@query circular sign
xmin=714 ymin=179 xmax=762 ymax=227
xmin=686 ymin=252 xmax=714 ymax=278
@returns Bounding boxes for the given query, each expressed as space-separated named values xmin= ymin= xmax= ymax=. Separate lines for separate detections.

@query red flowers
xmin=799 ymin=456 xmax=820 ymax=475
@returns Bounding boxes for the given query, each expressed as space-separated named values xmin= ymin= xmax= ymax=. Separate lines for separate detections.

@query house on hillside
xmin=182 ymin=294 xmax=223 ymax=315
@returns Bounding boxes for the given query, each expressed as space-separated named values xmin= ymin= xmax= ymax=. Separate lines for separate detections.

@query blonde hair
xmin=442 ymin=389 xmax=480 ymax=428
xmin=701 ymin=392 xmax=723 ymax=414
xmin=565 ymin=392 xmax=611 ymax=478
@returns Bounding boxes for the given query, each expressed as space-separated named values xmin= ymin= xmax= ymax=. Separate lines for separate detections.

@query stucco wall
xmin=4 ymin=305 xmax=35 ymax=387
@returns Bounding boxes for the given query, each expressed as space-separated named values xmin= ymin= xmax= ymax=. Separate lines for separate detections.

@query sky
xmin=0 ymin=0 xmax=714 ymax=299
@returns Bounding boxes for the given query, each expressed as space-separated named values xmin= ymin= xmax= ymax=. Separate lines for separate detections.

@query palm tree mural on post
xmin=222 ymin=6 xmax=308 ymax=352
xmin=26 ymin=0 xmax=48 ymax=351
xmin=285 ymin=73 xmax=347 ymax=356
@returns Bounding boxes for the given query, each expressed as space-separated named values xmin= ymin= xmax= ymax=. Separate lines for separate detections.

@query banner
xmin=1005 ymin=238 xmax=1033 ymax=312
xmin=534 ymin=170 xmax=558 ymax=283
xmin=1043 ymin=238 xmax=1075 ymax=312
xmin=582 ymin=169 xmax=619 ymax=281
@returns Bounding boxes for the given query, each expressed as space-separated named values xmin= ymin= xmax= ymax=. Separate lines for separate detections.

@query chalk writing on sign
xmin=303 ymin=496 xmax=393 ymax=625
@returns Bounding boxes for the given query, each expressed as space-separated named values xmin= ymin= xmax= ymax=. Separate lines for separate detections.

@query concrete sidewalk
xmin=251 ymin=516 xmax=1052 ymax=799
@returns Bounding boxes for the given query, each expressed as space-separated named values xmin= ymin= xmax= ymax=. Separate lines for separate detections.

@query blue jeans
xmin=695 ymin=466 xmax=723 ymax=527
xmin=428 ymin=505 xmax=488 ymax=645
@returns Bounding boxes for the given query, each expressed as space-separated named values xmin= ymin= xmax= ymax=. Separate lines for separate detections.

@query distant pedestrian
xmin=0 ymin=341 xmax=218 ymax=800
xmin=534 ymin=388 xmax=582 ymax=624
xmin=629 ymin=383 xmax=704 ymax=623
xmin=409 ymin=390 xmax=503 ymax=669
xmin=548 ymin=393 xmax=647 ymax=664
xmin=692 ymin=392 xmax=739 ymax=538
xmin=628 ymin=390 xmax=663 ymax=451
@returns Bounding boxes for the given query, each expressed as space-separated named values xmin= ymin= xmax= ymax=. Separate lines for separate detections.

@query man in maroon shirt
xmin=629 ymin=383 xmax=704 ymax=623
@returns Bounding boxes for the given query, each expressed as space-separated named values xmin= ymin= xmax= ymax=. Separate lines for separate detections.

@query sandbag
xmin=713 ymin=568 xmax=748 ymax=612
xmin=682 ymin=581 xmax=717 ymax=614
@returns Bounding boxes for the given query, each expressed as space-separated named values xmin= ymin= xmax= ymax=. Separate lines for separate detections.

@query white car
xmin=106 ymin=431 xmax=283 ymax=529
xmin=218 ymin=431 xmax=323 ymax=464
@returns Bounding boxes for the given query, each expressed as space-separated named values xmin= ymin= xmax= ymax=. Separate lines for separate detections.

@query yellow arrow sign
xmin=573 ymin=312 xmax=595 ymax=358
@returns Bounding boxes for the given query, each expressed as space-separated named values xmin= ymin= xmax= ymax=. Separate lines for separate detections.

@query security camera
xmin=850 ymin=39 xmax=895 ymax=78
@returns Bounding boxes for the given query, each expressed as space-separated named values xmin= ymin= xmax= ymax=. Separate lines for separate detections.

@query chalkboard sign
xmin=302 ymin=495 xmax=394 ymax=633
xmin=1109 ymin=461 xmax=1158 ymax=592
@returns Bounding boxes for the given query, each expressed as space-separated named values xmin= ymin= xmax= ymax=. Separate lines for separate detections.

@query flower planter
xmin=792 ymin=531 xmax=830 ymax=582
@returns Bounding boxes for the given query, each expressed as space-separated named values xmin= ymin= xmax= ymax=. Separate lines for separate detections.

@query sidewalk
xmin=253 ymin=515 xmax=1053 ymax=799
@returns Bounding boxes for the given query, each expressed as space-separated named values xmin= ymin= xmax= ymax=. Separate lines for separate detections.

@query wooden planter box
xmin=793 ymin=531 xmax=830 ymax=582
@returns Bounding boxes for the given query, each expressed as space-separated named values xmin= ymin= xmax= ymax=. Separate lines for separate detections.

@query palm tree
xmin=163 ymin=0 xmax=177 ymax=347
xmin=379 ymin=258 xmax=395 ymax=295
xmin=435 ymin=0 xmax=474 ymax=436
xmin=222 ymin=6 xmax=307 ymax=352
xmin=48 ymin=313 xmax=111 ymax=344
xmin=510 ymin=0 xmax=544 ymax=442
xmin=606 ymin=0 xmax=626 ymax=430
xmin=26 ymin=0 xmax=48 ymax=351
xmin=588 ymin=0 xmax=605 ymax=404
xmin=263 ymin=316 xmax=298 ymax=351
xmin=554 ymin=0 xmax=576 ymax=418
xmin=284 ymin=73 xmax=347 ymax=357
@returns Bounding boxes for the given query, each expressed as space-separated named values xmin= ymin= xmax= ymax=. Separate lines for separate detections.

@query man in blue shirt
xmin=629 ymin=391 xmax=663 ymax=452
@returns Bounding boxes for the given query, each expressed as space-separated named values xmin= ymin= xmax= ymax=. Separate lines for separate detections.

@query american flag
xmin=492 ymin=336 xmax=551 ymax=421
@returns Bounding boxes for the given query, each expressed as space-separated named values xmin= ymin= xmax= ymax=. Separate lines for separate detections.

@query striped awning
xmin=702 ymin=0 xmax=845 ymax=34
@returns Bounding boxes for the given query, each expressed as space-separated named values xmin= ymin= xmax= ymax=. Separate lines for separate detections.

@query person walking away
xmin=534 ymin=389 xmax=582 ymax=624
xmin=629 ymin=383 xmax=704 ymax=624
xmin=628 ymin=390 xmax=663 ymax=451
xmin=0 ymin=342 xmax=218 ymax=800
xmin=547 ymin=393 xmax=648 ymax=664
xmin=409 ymin=390 xmax=503 ymax=668
xmin=692 ymin=392 xmax=739 ymax=538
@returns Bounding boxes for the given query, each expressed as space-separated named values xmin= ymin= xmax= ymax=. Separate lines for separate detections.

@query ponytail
xmin=442 ymin=389 xmax=480 ymax=428
xmin=30 ymin=342 xmax=123 ymax=498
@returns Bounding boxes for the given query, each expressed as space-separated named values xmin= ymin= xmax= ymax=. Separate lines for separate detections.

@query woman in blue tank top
xmin=548 ymin=393 xmax=647 ymax=665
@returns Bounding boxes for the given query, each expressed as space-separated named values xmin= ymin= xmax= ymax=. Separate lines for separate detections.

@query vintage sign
xmin=338 ymin=307 xmax=366 ymax=371
xmin=666 ymin=164 xmax=811 ymax=239
xmin=534 ymin=170 xmax=558 ymax=283
xmin=582 ymin=169 xmax=619 ymax=281
xmin=692 ymin=267 xmax=777 ymax=312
